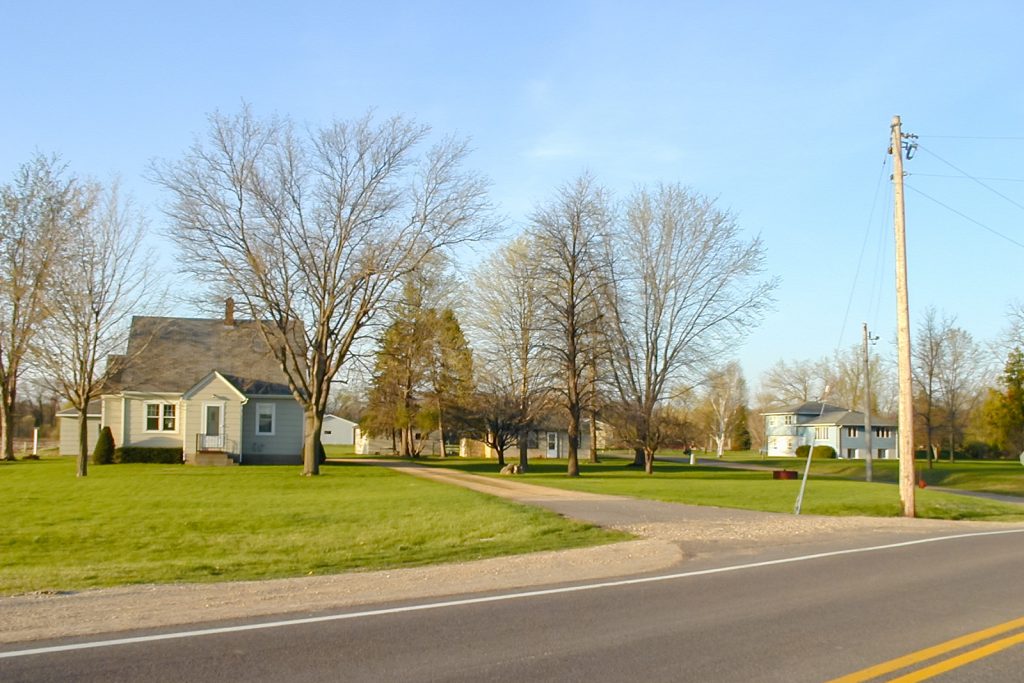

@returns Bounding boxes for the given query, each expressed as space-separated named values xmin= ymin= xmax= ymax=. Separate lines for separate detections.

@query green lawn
xmin=697 ymin=450 xmax=1024 ymax=497
xmin=0 ymin=456 xmax=625 ymax=596
xmin=420 ymin=456 xmax=1024 ymax=522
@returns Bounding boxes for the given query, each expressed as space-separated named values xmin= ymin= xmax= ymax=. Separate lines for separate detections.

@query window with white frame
xmin=815 ymin=426 xmax=828 ymax=439
xmin=784 ymin=415 xmax=794 ymax=425
xmin=145 ymin=402 xmax=177 ymax=432
xmin=875 ymin=427 xmax=892 ymax=439
xmin=847 ymin=427 xmax=858 ymax=437
xmin=256 ymin=403 xmax=275 ymax=435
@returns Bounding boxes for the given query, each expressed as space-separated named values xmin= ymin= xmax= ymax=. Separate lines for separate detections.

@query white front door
xmin=201 ymin=404 xmax=224 ymax=450
xmin=546 ymin=432 xmax=559 ymax=459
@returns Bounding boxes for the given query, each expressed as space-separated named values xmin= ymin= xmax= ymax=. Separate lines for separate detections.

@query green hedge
xmin=115 ymin=447 xmax=183 ymax=464
xmin=795 ymin=444 xmax=836 ymax=459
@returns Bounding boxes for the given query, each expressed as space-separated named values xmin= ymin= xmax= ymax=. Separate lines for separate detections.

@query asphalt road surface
xmin=4 ymin=528 xmax=1024 ymax=682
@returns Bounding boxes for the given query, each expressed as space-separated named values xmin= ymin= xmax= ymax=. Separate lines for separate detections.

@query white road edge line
xmin=3 ymin=528 xmax=1023 ymax=660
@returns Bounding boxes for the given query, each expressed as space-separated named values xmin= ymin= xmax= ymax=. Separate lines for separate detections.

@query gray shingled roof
xmin=104 ymin=316 xmax=293 ymax=395
xmin=803 ymin=409 xmax=898 ymax=428
xmin=56 ymin=401 xmax=102 ymax=417
xmin=762 ymin=401 xmax=848 ymax=416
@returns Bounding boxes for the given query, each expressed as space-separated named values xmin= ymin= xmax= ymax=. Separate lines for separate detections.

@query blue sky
xmin=3 ymin=1 xmax=1023 ymax=387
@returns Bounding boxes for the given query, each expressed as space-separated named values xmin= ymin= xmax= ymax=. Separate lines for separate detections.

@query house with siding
xmin=459 ymin=418 xmax=607 ymax=460
xmin=57 ymin=402 xmax=102 ymax=456
xmin=763 ymin=401 xmax=898 ymax=459
xmin=93 ymin=303 xmax=304 ymax=465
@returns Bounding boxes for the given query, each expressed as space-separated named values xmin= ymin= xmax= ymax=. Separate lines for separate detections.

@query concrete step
xmin=191 ymin=451 xmax=236 ymax=466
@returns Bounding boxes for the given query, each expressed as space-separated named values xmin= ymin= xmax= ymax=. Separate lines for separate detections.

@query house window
xmin=145 ymin=402 xmax=177 ymax=432
xmin=784 ymin=415 xmax=794 ymax=425
xmin=847 ymin=427 xmax=858 ymax=437
xmin=256 ymin=403 xmax=275 ymax=435
xmin=815 ymin=427 xmax=828 ymax=439
xmin=527 ymin=431 xmax=539 ymax=449
xmin=847 ymin=449 xmax=856 ymax=459
xmin=875 ymin=427 xmax=892 ymax=439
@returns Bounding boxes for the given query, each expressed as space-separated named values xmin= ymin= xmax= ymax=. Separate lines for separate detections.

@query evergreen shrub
xmin=92 ymin=426 xmax=116 ymax=465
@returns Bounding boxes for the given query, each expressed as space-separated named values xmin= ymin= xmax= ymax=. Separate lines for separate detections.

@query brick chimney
xmin=225 ymin=297 xmax=235 ymax=326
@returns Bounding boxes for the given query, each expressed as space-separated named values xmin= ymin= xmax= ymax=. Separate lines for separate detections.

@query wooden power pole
xmin=862 ymin=322 xmax=874 ymax=483
xmin=891 ymin=115 xmax=916 ymax=517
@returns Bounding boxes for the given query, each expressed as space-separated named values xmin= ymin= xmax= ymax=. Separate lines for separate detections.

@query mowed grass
xmin=0 ymin=457 xmax=625 ymax=596
xmin=422 ymin=457 xmax=1024 ymax=522
xmin=702 ymin=450 xmax=1024 ymax=497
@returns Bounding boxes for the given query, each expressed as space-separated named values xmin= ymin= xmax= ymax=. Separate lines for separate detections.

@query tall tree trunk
xmin=588 ymin=411 xmax=598 ymax=463
xmin=77 ymin=409 xmax=89 ymax=477
xmin=644 ymin=446 xmax=655 ymax=475
xmin=566 ymin=416 xmax=580 ymax=476
xmin=518 ymin=426 xmax=529 ymax=472
xmin=436 ymin=395 xmax=445 ymax=457
xmin=630 ymin=446 xmax=644 ymax=467
xmin=1 ymin=383 xmax=16 ymax=461
xmin=303 ymin=408 xmax=323 ymax=476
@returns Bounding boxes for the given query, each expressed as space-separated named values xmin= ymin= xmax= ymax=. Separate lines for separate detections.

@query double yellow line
xmin=828 ymin=615 xmax=1024 ymax=682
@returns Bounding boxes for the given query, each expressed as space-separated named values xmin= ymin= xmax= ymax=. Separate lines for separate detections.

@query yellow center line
xmin=826 ymin=615 xmax=1024 ymax=683
xmin=887 ymin=630 xmax=1024 ymax=682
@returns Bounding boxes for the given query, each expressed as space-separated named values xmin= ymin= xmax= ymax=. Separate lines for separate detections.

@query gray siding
xmin=102 ymin=395 xmax=124 ymax=447
xmin=58 ymin=415 xmax=101 ymax=456
xmin=241 ymin=397 xmax=303 ymax=464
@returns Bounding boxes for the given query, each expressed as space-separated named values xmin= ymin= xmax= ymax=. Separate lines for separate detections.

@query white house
xmin=762 ymin=401 xmax=898 ymax=459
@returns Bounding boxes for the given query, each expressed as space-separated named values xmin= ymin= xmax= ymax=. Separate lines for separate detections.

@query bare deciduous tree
xmin=938 ymin=326 xmax=984 ymax=462
xmin=35 ymin=181 xmax=157 ymax=476
xmin=604 ymin=184 xmax=776 ymax=473
xmin=466 ymin=237 xmax=550 ymax=472
xmin=757 ymin=358 xmax=825 ymax=408
xmin=913 ymin=307 xmax=950 ymax=465
xmin=0 ymin=155 xmax=82 ymax=460
xmin=701 ymin=361 xmax=748 ymax=458
xmin=153 ymin=106 xmax=496 ymax=475
xmin=531 ymin=176 xmax=612 ymax=477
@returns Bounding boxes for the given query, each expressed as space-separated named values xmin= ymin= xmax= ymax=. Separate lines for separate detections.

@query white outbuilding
xmin=320 ymin=415 xmax=357 ymax=446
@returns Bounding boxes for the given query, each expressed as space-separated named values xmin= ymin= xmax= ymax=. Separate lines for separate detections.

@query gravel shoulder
xmin=3 ymin=459 xmax=1020 ymax=645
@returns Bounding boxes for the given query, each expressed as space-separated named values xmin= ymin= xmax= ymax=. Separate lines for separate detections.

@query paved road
xmin=3 ymin=528 xmax=1024 ymax=682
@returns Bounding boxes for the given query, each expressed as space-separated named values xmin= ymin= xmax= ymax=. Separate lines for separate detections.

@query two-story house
xmin=762 ymin=401 xmax=898 ymax=459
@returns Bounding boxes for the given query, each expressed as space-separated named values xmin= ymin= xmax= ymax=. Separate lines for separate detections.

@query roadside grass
xmin=695 ymin=450 xmax=1024 ymax=497
xmin=0 ymin=456 xmax=625 ymax=596
xmin=420 ymin=457 xmax=1024 ymax=522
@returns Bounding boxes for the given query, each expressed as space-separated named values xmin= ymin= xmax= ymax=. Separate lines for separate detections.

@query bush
xmin=115 ymin=447 xmax=183 ymax=464
xmin=92 ymin=426 xmax=116 ymax=465
xmin=795 ymin=444 xmax=836 ymax=459
xmin=963 ymin=441 xmax=1003 ymax=460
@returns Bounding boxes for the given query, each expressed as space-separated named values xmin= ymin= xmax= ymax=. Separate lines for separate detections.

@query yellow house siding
xmin=182 ymin=374 xmax=244 ymax=457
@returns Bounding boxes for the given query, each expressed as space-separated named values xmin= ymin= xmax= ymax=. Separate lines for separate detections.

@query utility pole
xmin=862 ymin=322 xmax=877 ymax=483
xmin=891 ymin=115 xmax=916 ymax=517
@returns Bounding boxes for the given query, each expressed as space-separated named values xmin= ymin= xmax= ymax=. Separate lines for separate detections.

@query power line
xmin=904 ymin=183 xmax=1024 ymax=250
xmin=910 ymin=172 xmax=1024 ymax=183
xmin=916 ymin=144 xmax=1024 ymax=214
xmin=917 ymin=135 xmax=1024 ymax=140
xmin=836 ymin=150 xmax=890 ymax=352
